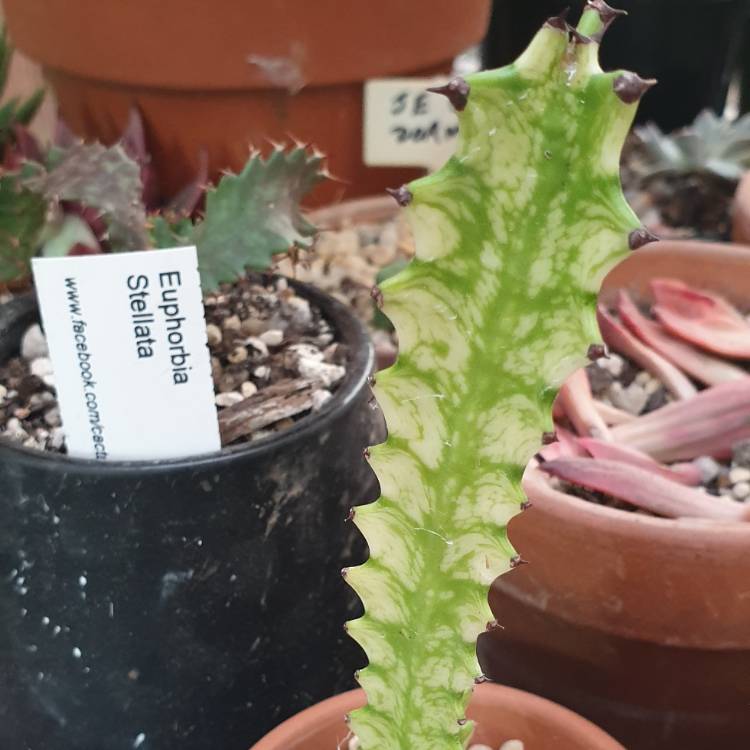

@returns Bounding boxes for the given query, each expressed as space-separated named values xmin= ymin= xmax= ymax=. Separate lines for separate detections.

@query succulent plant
xmin=633 ymin=110 xmax=750 ymax=183
xmin=344 ymin=3 xmax=652 ymax=748
xmin=0 ymin=25 xmax=44 ymax=162
xmin=0 ymin=107 xmax=325 ymax=291
xmin=26 ymin=141 xmax=149 ymax=251
xmin=541 ymin=275 xmax=750 ymax=521
xmin=188 ymin=146 xmax=326 ymax=291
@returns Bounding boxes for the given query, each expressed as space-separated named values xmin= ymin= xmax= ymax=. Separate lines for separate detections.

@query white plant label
xmin=31 ymin=246 xmax=220 ymax=461
xmin=363 ymin=77 xmax=459 ymax=170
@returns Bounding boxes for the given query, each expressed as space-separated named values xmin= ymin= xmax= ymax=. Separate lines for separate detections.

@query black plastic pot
xmin=0 ymin=282 xmax=376 ymax=750
xmin=482 ymin=0 xmax=748 ymax=131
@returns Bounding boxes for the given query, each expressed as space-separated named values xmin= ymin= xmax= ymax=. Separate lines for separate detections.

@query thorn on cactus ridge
xmin=341 ymin=567 xmax=349 ymax=579
xmin=587 ymin=343 xmax=608 ymax=361
xmin=363 ymin=447 xmax=371 ymax=460
xmin=346 ymin=507 xmax=356 ymax=522
xmin=386 ymin=185 xmax=412 ymax=207
xmin=541 ymin=430 xmax=557 ymax=445
xmin=588 ymin=0 xmax=627 ymax=20
xmin=474 ymin=674 xmax=490 ymax=684
xmin=587 ymin=0 xmax=627 ymax=41
xmin=521 ymin=500 xmax=533 ymax=511
xmin=510 ymin=555 xmax=528 ymax=569
xmin=370 ymin=285 xmax=384 ymax=309
xmin=485 ymin=619 xmax=501 ymax=631
xmin=534 ymin=452 xmax=547 ymax=464
xmin=568 ymin=27 xmax=593 ymax=45
xmin=613 ymin=73 xmax=657 ymax=104
xmin=427 ymin=77 xmax=470 ymax=112
xmin=545 ymin=8 xmax=570 ymax=31
xmin=629 ymin=227 xmax=660 ymax=249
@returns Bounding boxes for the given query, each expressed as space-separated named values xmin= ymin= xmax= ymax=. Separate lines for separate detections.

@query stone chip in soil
xmin=0 ymin=274 xmax=349 ymax=454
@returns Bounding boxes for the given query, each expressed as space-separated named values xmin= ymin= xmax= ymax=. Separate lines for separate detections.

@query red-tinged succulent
xmin=609 ymin=380 xmax=750 ymax=462
xmin=617 ymin=289 xmax=748 ymax=385
xmin=540 ymin=277 xmax=750 ymax=521
xmin=556 ymin=369 xmax=612 ymax=441
xmin=539 ymin=457 xmax=750 ymax=521
xmin=650 ymin=278 xmax=750 ymax=359
xmin=597 ymin=303 xmax=697 ymax=398
xmin=576 ymin=436 xmax=702 ymax=485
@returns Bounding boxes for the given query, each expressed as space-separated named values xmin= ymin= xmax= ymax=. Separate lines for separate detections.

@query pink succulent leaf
xmin=538 ymin=442 xmax=566 ymax=461
xmin=539 ymin=458 xmax=749 ymax=521
xmin=557 ymin=368 xmax=612 ymax=440
xmin=671 ymin=462 xmax=705 ymax=485
xmin=611 ymin=380 xmax=750 ymax=461
xmin=617 ymin=289 xmax=747 ymax=385
xmin=166 ymin=149 xmax=208 ymax=217
xmin=594 ymin=400 xmax=636 ymax=426
xmin=119 ymin=108 xmax=159 ymax=210
xmin=597 ymin=303 xmax=696 ymax=399
xmin=650 ymin=278 xmax=750 ymax=359
xmin=556 ymin=426 xmax=590 ymax=457
xmin=577 ymin=436 xmax=702 ymax=486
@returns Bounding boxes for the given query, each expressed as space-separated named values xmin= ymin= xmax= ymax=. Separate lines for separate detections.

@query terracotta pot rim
xmin=249 ymin=683 xmax=626 ymax=750
xmin=3 ymin=0 xmax=490 ymax=90
xmin=522 ymin=461 xmax=750 ymax=541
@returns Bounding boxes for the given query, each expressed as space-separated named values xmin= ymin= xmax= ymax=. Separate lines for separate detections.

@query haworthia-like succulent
xmin=345 ymin=3 xmax=650 ymax=748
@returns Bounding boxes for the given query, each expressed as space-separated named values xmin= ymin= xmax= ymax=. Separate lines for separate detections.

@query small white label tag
xmin=363 ymin=77 xmax=459 ymax=170
xmin=31 ymin=246 xmax=221 ymax=461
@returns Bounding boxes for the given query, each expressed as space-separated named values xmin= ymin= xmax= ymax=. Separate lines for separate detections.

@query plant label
xmin=31 ymin=246 xmax=221 ymax=461
xmin=363 ymin=77 xmax=459 ymax=170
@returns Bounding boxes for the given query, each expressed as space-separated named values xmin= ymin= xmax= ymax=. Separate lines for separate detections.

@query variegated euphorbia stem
xmin=345 ymin=4 xmax=647 ymax=748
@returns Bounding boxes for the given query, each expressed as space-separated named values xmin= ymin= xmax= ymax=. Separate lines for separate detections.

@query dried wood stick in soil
xmin=218 ymin=377 xmax=319 ymax=445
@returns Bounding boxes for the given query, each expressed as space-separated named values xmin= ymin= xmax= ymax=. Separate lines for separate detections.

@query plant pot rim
xmin=2 ymin=0 xmax=490 ymax=90
xmin=519 ymin=239 xmax=750 ymax=534
xmin=0 ymin=276 xmax=374 ymax=474
xmin=249 ymin=683 xmax=626 ymax=750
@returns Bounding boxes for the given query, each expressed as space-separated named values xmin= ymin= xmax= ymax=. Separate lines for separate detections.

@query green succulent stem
xmin=346 ymin=5 xmax=644 ymax=750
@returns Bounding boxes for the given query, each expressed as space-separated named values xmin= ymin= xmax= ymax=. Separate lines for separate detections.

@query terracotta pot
xmin=249 ymin=683 xmax=626 ymax=750
xmin=2 ymin=0 xmax=490 ymax=206
xmin=479 ymin=241 xmax=750 ymax=750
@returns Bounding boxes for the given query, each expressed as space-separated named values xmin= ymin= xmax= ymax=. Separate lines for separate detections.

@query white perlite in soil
xmin=0 ymin=276 xmax=349 ymax=454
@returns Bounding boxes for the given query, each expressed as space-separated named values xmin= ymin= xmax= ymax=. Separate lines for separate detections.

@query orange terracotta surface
xmin=249 ymin=684 xmax=625 ymax=750
xmin=2 ymin=0 xmax=491 ymax=204
xmin=482 ymin=241 xmax=750 ymax=750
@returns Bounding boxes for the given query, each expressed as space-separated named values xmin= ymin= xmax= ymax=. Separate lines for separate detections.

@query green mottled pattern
xmin=346 ymin=10 xmax=642 ymax=750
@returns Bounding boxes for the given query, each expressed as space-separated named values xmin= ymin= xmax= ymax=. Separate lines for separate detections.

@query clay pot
xmin=479 ymin=241 xmax=750 ymax=750
xmin=249 ymin=683 xmax=626 ymax=750
xmin=2 ymin=0 xmax=490 ymax=206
